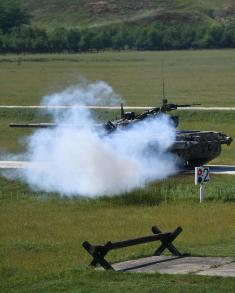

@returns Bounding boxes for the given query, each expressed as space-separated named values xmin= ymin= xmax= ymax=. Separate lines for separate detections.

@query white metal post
xmin=199 ymin=184 xmax=205 ymax=203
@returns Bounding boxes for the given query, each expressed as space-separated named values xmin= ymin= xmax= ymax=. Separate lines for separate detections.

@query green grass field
xmin=0 ymin=50 xmax=235 ymax=292
xmin=1 ymin=50 xmax=235 ymax=106
xmin=0 ymin=176 xmax=235 ymax=292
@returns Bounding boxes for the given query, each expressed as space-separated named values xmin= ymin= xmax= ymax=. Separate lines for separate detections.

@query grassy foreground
xmin=1 ymin=269 xmax=235 ymax=293
xmin=0 ymin=176 xmax=235 ymax=292
xmin=1 ymin=50 xmax=235 ymax=106
xmin=0 ymin=50 xmax=235 ymax=292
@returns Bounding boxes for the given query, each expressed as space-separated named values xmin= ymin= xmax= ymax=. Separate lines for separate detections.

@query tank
xmin=9 ymin=99 xmax=233 ymax=167
xmin=104 ymin=99 xmax=233 ymax=167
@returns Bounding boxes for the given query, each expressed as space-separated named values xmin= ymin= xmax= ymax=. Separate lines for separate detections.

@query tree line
xmin=0 ymin=0 xmax=235 ymax=53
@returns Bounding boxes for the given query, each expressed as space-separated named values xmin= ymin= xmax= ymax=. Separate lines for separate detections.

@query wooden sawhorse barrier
xmin=82 ymin=226 xmax=183 ymax=270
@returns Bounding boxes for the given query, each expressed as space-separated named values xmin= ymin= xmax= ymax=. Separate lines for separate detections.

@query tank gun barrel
xmin=10 ymin=123 xmax=58 ymax=128
xmin=177 ymin=103 xmax=201 ymax=107
xmin=132 ymin=101 xmax=201 ymax=120
xmin=9 ymin=123 xmax=108 ymax=132
xmin=176 ymin=103 xmax=202 ymax=109
xmin=160 ymin=101 xmax=201 ymax=112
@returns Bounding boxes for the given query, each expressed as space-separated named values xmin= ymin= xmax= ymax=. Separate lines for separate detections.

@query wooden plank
xmin=110 ymin=232 xmax=172 ymax=250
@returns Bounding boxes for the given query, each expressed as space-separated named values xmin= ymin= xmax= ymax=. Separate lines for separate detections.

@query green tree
xmin=99 ymin=29 xmax=113 ymax=49
xmin=179 ymin=25 xmax=195 ymax=49
xmin=0 ymin=33 xmax=3 ymax=52
xmin=90 ymin=30 xmax=104 ymax=51
xmin=0 ymin=0 xmax=30 ymax=33
xmin=162 ymin=25 xmax=181 ymax=49
xmin=31 ymin=28 xmax=49 ymax=53
xmin=112 ymin=31 xmax=125 ymax=50
xmin=223 ymin=17 xmax=235 ymax=48
xmin=191 ymin=25 xmax=207 ymax=48
xmin=146 ymin=23 xmax=164 ymax=50
xmin=204 ymin=24 xmax=225 ymax=48
xmin=79 ymin=30 xmax=93 ymax=52
xmin=49 ymin=27 xmax=68 ymax=52
xmin=67 ymin=29 xmax=80 ymax=52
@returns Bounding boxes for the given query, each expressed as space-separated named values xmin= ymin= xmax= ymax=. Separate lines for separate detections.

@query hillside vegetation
xmin=0 ymin=1 xmax=235 ymax=53
xmin=22 ymin=0 xmax=235 ymax=29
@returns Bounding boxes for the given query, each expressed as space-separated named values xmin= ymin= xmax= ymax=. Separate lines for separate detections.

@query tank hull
xmin=172 ymin=130 xmax=232 ymax=167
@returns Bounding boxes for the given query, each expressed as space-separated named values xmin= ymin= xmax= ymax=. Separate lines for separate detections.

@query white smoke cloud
xmin=43 ymin=80 xmax=122 ymax=108
xmin=7 ymin=80 xmax=178 ymax=197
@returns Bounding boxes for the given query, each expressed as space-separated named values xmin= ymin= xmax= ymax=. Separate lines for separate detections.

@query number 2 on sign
xmin=204 ymin=168 xmax=209 ymax=182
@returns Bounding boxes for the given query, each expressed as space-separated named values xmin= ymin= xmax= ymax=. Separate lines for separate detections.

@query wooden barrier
xmin=82 ymin=226 xmax=183 ymax=270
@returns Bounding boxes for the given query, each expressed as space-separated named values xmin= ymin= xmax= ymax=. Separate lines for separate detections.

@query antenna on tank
xmin=161 ymin=60 xmax=166 ymax=101
xmin=120 ymin=103 xmax=124 ymax=118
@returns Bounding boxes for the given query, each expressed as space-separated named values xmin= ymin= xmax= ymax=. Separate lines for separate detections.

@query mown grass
xmin=1 ymin=50 xmax=235 ymax=106
xmin=1 ymin=268 xmax=235 ymax=293
xmin=1 ymin=50 xmax=235 ymax=292
xmin=1 ymin=173 xmax=234 ymax=204
xmin=0 ymin=174 xmax=235 ymax=292
xmin=0 ymin=160 xmax=235 ymax=290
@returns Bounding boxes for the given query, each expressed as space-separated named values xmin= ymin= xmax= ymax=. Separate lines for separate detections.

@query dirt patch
xmin=87 ymin=1 xmax=117 ymax=15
